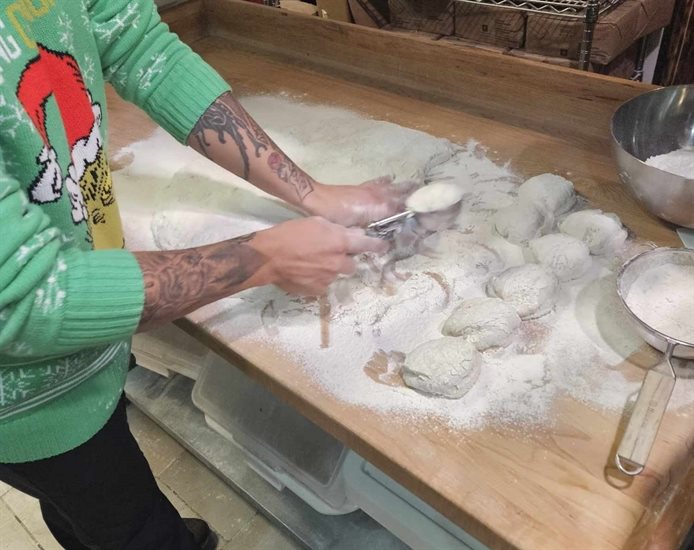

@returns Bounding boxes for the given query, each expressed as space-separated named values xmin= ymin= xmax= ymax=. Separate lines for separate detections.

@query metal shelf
xmin=454 ymin=0 xmax=621 ymax=18
xmin=452 ymin=0 xmax=625 ymax=68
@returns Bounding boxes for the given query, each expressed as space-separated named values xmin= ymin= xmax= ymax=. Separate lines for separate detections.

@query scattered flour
xmin=645 ymin=148 xmax=694 ymax=178
xmin=625 ymin=263 xmax=694 ymax=343
xmin=114 ymin=95 xmax=694 ymax=431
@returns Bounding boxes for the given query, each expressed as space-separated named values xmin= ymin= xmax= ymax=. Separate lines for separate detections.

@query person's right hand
xmin=251 ymin=217 xmax=388 ymax=296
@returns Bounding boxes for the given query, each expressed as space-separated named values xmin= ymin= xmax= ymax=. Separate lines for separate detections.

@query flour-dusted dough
xmin=442 ymin=297 xmax=521 ymax=350
xmin=558 ymin=209 xmax=627 ymax=255
xmin=406 ymin=182 xmax=464 ymax=213
xmin=493 ymin=200 xmax=554 ymax=244
xmin=487 ymin=264 xmax=559 ymax=319
xmin=528 ymin=234 xmax=591 ymax=281
xmin=402 ymin=337 xmax=481 ymax=399
xmin=517 ymin=174 xmax=576 ymax=215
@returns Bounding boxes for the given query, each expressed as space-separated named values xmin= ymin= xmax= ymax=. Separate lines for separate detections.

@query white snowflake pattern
xmin=80 ymin=0 xmax=91 ymax=28
xmin=57 ymin=12 xmax=75 ymax=51
xmin=4 ymin=341 xmax=33 ymax=357
xmin=2 ymin=155 xmax=23 ymax=177
xmin=81 ymin=54 xmax=96 ymax=86
xmin=105 ymin=64 xmax=128 ymax=89
xmin=0 ymin=94 xmax=32 ymax=138
xmin=31 ymin=254 xmax=68 ymax=314
xmin=34 ymin=286 xmax=67 ymax=315
xmin=93 ymin=2 xmax=140 ymax=45
xmin=136 ymin=53 xmax=167 ymax=90
xmin=60 ymin=233 xmax=76 ymax=246
xmin=15 ymin=228 xmax=60 ymax=266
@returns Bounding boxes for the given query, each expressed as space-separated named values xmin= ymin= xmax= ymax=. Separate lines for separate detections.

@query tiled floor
xmin=0 ymin=406 xmax=301 ymax=550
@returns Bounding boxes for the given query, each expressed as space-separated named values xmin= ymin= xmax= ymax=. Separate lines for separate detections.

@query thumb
xmin=344 ymin=227 xmax=389 ymax=255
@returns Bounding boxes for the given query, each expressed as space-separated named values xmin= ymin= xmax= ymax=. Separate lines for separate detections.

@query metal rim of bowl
xmin=610 ymin=84 xmax=694 ymax=182
xmin=616 ymin=247 xmax=694 ymax=351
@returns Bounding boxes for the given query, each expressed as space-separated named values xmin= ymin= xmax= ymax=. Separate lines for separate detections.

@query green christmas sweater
xmin=0 ymin=0 xmax=229 ymax=463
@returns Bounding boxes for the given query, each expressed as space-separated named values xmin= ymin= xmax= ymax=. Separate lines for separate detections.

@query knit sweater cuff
xmin=55 ymin=249 xmax=144 ymax=351
xmin=145 ymin=55 xmax=230 ymax=143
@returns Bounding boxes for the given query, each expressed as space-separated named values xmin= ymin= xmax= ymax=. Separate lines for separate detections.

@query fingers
xmin=344 ymin=227 xmax=390 ymax=255
xmin=338 ymin=256 xmax=356 ymax=276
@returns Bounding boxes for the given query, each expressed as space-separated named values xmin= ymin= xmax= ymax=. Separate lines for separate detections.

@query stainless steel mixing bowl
xmin=611 ymin=85 xmax=694 ymax=228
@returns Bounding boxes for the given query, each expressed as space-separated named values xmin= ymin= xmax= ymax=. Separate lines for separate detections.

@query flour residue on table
xmin=115 ymin=95 xmax=694 ymax=429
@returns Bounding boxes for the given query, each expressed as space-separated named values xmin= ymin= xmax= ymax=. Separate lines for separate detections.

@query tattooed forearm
xmin=268 ymin=151 xmax=314 ymax=201
xmin=188 ymin=92 xmax=317 ymax=205
xmin=134 ymin=234 xmax=265 ymax=333
xmin=189 ymin=93 xmax=269 ymax=180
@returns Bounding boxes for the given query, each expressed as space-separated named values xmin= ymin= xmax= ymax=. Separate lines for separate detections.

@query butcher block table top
xmin=109 ymin=3 xmax=692 ymax=548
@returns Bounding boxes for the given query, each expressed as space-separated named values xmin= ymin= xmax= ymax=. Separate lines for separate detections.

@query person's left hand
xmin=303 ymin=176 xmax=413 ymax=227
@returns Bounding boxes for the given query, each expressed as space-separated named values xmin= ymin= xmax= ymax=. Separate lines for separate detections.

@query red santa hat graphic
xmin=17 ymin=44 xmax=103 ymax=224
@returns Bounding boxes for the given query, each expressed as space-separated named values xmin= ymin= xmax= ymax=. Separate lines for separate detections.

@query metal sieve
xmin=615 ymin=247 xmax=694 ymax=476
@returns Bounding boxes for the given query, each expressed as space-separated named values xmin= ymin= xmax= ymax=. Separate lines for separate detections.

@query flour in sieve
xmin=625 ymin=263 xmax=694 ymax=343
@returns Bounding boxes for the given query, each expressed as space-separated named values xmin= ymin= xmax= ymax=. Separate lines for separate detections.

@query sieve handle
xmin=615 ymin=356 xmax=676 ymax=476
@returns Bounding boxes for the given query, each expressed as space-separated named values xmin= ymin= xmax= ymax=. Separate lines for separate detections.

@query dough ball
xmin=558 ymin=209 xmax=627 ymax=255
xmin=487 ymin=264 xmax=559 ymax=319
xmin=517 ymin=174 xmax=576 ymax=215
xmin=442 ymin=297 xmax=521 ymax=350
xmin=406 ymin=182 xmax=464 ymax=213
xmin=528 ymin=234 xmax=591 ymax=281
xmin=493 ymin=200 xmax=554 ymax=244
xmin=402 ymin=337 xmax=481 ymax=399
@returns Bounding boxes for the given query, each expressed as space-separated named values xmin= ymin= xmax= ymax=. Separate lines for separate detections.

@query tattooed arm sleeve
xmin=134 ymin=233 xmax=267 ymax=333
xmin=188 ymin=92 xmax=317 ymax=205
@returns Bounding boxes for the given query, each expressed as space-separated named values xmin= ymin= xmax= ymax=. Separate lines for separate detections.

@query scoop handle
xmin=615 ymin=356 xmax=676 ymax=476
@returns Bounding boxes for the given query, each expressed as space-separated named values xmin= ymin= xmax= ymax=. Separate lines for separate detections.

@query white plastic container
xmin=131 ymin=324 xmax=208 ymax=380
xmin=192 ymin=353 xmax=487 ymax=548
xmin=343 ymin=452 xmax=487 ymax=550
xmin=192 ymin=353 xmax=356 ymax=515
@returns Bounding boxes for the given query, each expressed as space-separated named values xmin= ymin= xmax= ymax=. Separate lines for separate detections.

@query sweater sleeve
xmin=88 ymin=0 xmax=230 ymax=143
xmin=0 ymin=157 xmax=144 ymax=360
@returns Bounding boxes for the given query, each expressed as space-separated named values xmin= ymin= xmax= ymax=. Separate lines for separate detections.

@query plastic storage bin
xmin=131 ymin=324 xmax=209 ymax=380
xmin=192 ymin=353 xmax=486 ymax=547
xmin=343 ymin=452 xmax=487 ymax=550
xmin=192 ymin=353 xmax=357 ymax=515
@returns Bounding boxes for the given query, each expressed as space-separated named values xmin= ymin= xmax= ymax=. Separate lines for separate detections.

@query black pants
xmin=0 ymin=395 xmax=196 ymax=550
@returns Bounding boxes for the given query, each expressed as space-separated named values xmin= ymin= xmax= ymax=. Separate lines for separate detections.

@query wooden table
xmin=108 ymin=2 xmax=693 ymax=548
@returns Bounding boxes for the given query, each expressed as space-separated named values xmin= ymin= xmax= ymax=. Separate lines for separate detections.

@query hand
xmin=250 ymin=217 xmax=389 ymax=296
xmin=303 ymin=177 xmax=413 ymax=227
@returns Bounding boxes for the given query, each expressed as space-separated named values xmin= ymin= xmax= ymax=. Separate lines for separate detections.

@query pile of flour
xmin=645 ymin=148 xmax=694 ymax=178
xmin=115 ymin=95 xmax=694 ymax=429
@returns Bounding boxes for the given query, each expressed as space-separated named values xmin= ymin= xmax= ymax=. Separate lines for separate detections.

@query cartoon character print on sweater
xmin=16 ymin=44 xmax=115 ymax=244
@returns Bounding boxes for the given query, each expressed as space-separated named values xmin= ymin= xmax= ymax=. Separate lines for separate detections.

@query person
xmin=0 ymin=1 xmax=403 ymax=548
